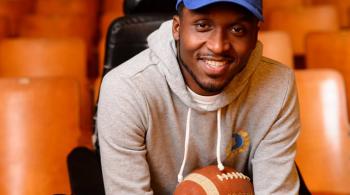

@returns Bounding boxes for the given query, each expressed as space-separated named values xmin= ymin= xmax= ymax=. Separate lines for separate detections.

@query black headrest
xmin=123 ymin=0 xmax=177 ymax=15
xmin=103 ymin=14 xmax=173 ymax=76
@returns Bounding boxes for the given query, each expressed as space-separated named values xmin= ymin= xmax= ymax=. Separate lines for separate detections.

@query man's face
xmin=172 ymin=3 xmax=259 ymax=96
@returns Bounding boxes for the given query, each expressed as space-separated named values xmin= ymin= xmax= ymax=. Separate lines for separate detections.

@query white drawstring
xmin=216 ymin=108 xmax=224 ymax=171
xmin=177 ymin=108 xmax=192 ymax=183
xmin=177 ymin=108 xmax=224 ymax=183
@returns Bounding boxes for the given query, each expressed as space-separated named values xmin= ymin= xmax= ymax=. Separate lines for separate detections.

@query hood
xmin=147 ymin=20 xmax=263 ymax=112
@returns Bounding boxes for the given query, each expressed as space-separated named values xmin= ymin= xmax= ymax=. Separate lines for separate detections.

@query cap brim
xmin=178 ymin=0 xmax=263 ymax=21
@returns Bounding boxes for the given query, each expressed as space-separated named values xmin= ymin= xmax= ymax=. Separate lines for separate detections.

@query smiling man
xmin=97 ymin=0 xmax=301 ymax=194
xmin=173 ymin=2 xmax=260 ymax=96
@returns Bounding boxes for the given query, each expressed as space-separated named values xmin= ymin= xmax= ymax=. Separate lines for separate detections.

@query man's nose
xmin=206 ymin=29 xmax=231 ymax=54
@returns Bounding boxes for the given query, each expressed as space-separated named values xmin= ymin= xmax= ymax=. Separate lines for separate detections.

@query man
xmin=97 ymin=0 xmax=301 ymax=194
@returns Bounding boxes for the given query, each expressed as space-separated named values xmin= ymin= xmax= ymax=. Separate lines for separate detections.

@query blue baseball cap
xmin=176 ymin=0 xmax=263 ymax=21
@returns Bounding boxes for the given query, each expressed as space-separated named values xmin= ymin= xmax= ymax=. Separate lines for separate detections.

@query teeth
xmin=205 ymin=60 xmax=227 ymax=67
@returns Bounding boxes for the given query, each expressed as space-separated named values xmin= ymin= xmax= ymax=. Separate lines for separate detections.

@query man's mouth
xmin=204 ymin=59 xmax=230 ymax=67
xmin=197 ymin=56 xmax=234 ymax=76
xmin=199 ymin=55 xmax=234 ymax=66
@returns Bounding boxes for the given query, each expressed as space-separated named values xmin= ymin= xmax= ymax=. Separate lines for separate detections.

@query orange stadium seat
xmin=0 ymin=16 xmax=10 ymax=39
xmin=295 ymin=69 xmax=350 ymax=194
xmin=2 ymin=0 xmax=36 ymax=13
xmin=305 ymin=31 xmax=350 ymax=121
xmin=267 ymin=5 xmax=340 ymax=56
xmin=262 ymin=0 xmax=304 ymax=29
xmin=0 ymin=77 xmax=92 ymax=195
xmin=102 ymin=0 xmax=124 ymax=14
xmin=19 ymin=14 xmax=97 ymax=48
xmin=258 ymin=31 xmax=294 ymax=68
xmin=33 ymin=0 xmax=99 ymax=45
xmin=0 ymin=38 xmax=93 ymax=133
xmin=307 ymin=0 xmax=350 ymax=28
xmin=19 ymin=14 xmax=99 ymax=79
xmin=0 ymin=0 xmax=34 ymax=36
xmin=35 ymin=0 xmax=99 ymax=18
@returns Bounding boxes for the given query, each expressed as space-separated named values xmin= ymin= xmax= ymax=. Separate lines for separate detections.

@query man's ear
xmin=257 ymin=21 xmax=262 ymax=31
xmin=172 ymin=15 xmax=180 ymax=41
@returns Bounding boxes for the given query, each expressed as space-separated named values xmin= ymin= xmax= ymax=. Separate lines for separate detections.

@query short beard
xmin=177 ymin=53 xmax=226 ymax=93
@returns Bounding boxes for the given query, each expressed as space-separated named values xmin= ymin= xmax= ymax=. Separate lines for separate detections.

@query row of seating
xmin=0 ymin=77 xmax=92 ymax=195
xmin=0 ymin=1 xmax=122 ymax=194
xmin=295 ymin=70 xmax=350 ymax=194
xmin=263 ymin=0 xmax=350 ymax=28
xmin=0 ymin=0 xmax=350 ymax=59
xmin=260 ymin=30 xmax=350 ymax=124
xmin=0 ymin=0 xmax=122 ymax=77
xmin=0 ymin=38 xmax=94 ymax=134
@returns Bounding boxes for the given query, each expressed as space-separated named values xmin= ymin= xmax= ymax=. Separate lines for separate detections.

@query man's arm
xmin=97 ymin=72 xmax=153 ymax=195
xmin=252 ymin=70 xmax=300 ymax=194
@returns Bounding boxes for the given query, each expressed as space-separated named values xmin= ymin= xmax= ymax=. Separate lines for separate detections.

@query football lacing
xmin=216 ymin=171 xmax=250 ymax=181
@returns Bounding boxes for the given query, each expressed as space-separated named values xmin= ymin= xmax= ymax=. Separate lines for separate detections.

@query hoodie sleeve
xmin=97 ymin=72 xmax=153 ymax=195
xmin=251 ymin=70 xmax=300 ymax=195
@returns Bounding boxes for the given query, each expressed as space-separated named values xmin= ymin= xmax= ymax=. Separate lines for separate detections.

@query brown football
xmin=173 ymin=165 xmax=254 ymax=195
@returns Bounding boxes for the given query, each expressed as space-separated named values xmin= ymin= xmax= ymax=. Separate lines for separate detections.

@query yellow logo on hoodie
xmin=225 ymin=130 xmax=250 ymax=159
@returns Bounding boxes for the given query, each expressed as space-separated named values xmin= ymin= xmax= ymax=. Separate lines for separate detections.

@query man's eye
xmin=231 ymin=25 xmax=245 ymax=35
xmin=195 ymin=23 xmax=210 ymax=31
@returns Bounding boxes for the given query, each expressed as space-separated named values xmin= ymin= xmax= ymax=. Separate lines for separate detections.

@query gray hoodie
xmin=97 ymin=20 xmax=300 ymax=195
